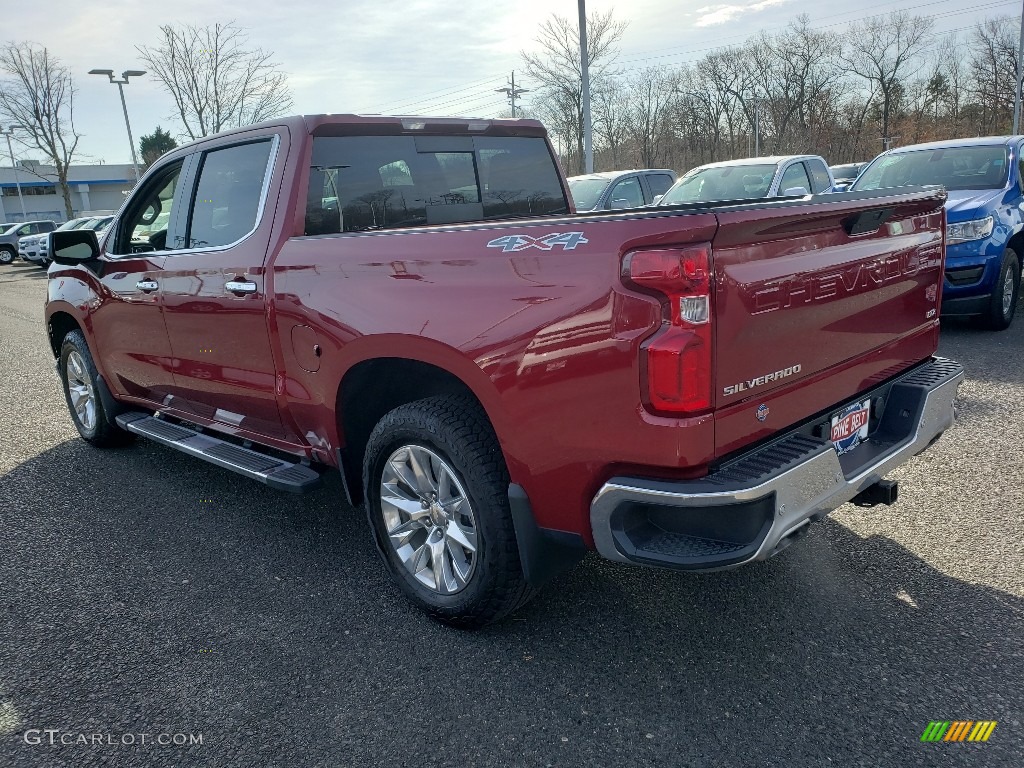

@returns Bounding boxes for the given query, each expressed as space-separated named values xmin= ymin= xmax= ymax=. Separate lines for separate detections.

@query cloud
xmin=694 ymin=0 xmax=793 ymax=27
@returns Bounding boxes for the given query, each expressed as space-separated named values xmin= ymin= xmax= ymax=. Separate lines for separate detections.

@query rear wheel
xmin=362 ymin=395 xmax=533 ymax=628
xmin=979 ymin=248 xmax=1020 ymax=331
xmin=59 ymin=330 xmax=132 ymax=447
xmin=0 ymin=246 xmax=14 ymax=265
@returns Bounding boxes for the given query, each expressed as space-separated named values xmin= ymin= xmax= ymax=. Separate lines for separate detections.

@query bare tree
xmin=624 ymin=68 xmax=677 ymax=167
xmin=593 ymin=79 xmax=629 ymax=168
xmin=841 ymin=12 xmax=934 ymax=146
xmin=0 ymin=42 xmax=79 ymax=218
xmin=522 ymin=10 xmax=627 ymax=174
xmin=968 ymin=17 xmax=1019 ymax=134
xmin=137 ymin=21 xmax=293 ymax=140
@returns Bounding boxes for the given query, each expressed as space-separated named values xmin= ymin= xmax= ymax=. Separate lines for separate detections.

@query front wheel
xmin=59 ymin=330 xmax=132 ymax=447
xmin=362 ymin=395 xmax=533 ymax=628
xmin=979 ymin=248 xmax=1020 ymax=331
xmin=0 ymin=246 xmax=14 ymax=265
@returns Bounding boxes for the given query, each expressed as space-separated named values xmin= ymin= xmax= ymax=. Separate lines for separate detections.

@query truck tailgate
xmin=711 ymin=189 xmax=946 ymax=457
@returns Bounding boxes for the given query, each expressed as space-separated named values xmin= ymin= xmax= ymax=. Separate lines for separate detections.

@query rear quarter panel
xmin=271 ymin=211 xmax=720 ymax=537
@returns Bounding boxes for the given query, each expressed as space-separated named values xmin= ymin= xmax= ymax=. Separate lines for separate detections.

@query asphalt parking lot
xmin=1 ymin=260 xmax=1022 ymax=767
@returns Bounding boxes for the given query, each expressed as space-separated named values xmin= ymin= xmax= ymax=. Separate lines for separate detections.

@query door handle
xmin=225 ymin=280 xmax=257 ymax=295
xmin=136 ymin=279 xmax=159 ymax=293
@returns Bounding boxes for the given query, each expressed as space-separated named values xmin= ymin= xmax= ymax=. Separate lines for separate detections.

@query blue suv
xmin=852 ymin=137 xmax=1023 ymax=330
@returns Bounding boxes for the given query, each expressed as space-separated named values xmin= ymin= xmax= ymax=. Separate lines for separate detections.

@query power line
xmin=370 ymin=0 xmax=1017 ymax=119
xmin=377 ymin=73 xmax=507 ymax=113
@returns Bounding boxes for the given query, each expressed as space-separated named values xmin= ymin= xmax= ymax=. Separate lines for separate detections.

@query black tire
xmin=978 ymin=248 xmax=1020 ymax=331
xmin=0 ymin=246 xmax=14 ymax=265
xmin=58 ymin=330 xmax=133 ymax=447
xmin=362 ymin=395 xmax=534 ymax=628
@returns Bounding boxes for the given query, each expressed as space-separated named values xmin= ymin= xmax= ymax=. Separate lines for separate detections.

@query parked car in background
xmin=851 ymin=136 xmax=1023 ymax=330
xmin=567 ymin=169 xmax=677 ymax=211
xmin=830 ymin=162 xmax=868 ymax=191
xmin=26 ymin=216 xmax=114 ymax=266
xmin=0 ymin=220 xmax=56 ymax=264
xmin=655 ymin=155 xmax=834 ymax=206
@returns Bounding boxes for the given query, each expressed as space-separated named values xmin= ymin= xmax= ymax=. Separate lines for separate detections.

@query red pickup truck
xmin=46 ymin=115 xmax=963 ymax=627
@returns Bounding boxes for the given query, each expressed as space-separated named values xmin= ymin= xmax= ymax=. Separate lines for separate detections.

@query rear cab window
xmin=305 ymin=135 xmax=568 ymax=235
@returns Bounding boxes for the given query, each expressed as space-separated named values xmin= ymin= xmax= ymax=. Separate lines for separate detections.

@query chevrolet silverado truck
xmin=45 ymin=114 xmax=964 ymax=627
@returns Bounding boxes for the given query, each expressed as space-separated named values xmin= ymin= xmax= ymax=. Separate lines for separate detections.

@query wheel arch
xmin=1006 ymin=227 xmax=1024 ymax=261
xmin=333 ymin=349 xmax=510 ymax=506
xmin=46 ymin=307 xmax=85 ymax=358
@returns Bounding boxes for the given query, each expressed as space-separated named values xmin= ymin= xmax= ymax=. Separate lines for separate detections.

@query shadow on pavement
xmin=0 ymin=437 xmax=1021 ymax=767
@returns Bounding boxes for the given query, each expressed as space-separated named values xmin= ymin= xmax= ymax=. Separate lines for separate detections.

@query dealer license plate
xmin=830 ymin=399 xmax=871 ymax=455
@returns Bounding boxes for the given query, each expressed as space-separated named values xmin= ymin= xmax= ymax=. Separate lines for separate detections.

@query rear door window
xmin=778 ymin=163 xmax=812 ymax=194
xmin=804 ymin=159 xmax=832 ymax=193
xmin=305 ymin=135 xmax=568 ymax=235
xmin=607 ymin=176 xmax=644 ymax=208
xmin=645 ymin=173 xmax=674 ymax=198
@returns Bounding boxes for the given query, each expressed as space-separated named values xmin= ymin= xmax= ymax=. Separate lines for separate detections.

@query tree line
xmin=522 ymin=10 xmax=1024 ymax=176
xmin=3 ymin=10 xmax=1023 ymax=217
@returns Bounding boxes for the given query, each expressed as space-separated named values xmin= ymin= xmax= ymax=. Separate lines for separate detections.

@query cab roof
xmin=887 ymin=136 xmax=1024 ymax=153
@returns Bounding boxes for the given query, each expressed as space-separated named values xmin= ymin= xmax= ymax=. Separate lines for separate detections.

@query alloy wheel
xmin=66 ymin=350 xmax=97 ymax=431
xmin=1002 ymin=267 xmax=1015 ymax=316
xmin=379 ymin=445 xmax=479 ymax=595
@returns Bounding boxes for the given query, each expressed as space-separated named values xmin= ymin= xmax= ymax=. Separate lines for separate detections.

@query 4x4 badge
xmin=486 ymin=232 xmax=589 ymax=252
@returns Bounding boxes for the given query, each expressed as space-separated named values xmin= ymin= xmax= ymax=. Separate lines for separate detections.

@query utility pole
xmin=881 ymin=135 xmax=900 ymax=151
xmin=1014 ymin=0 xmax=1024 ymax=133
xmin=495 ymin=72 xmax=530 ymax=118
xmin=578 ymin=0 xmax=594 ymax=173
xmin=0 ymin=125 xmax=27 ymax=219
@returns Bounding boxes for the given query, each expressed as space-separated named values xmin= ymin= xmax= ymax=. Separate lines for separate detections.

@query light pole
xmin=0 ymin=125 xmax=27 ymax=219
xmin=89 ymin=68 xmax=145 ymax=181
xmin=1014 ymin=0 xmax=1024 ymax=133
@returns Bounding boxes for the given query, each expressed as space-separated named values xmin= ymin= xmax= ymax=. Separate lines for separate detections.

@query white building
xmin=0 ymin=162 xmax=136 ymax=223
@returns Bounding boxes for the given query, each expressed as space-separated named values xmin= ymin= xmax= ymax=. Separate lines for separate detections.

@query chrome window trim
xmin=159 ymin=134 xmax=281 ymax=259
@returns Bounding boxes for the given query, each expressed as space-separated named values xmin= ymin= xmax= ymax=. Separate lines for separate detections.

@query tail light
xmin=622 ymin=244 xmax=713 ymax=415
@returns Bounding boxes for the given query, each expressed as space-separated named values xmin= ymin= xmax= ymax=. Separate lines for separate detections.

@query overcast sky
xmin=8 ymin=0 xmax=1019 ymax=165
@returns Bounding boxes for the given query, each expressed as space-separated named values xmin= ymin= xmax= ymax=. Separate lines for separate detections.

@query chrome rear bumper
xmin=590 ymin=357 xmax=964 ymax=571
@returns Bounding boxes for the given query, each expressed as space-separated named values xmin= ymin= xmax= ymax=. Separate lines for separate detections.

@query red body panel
xmin=45 ymin=115 xmax=947 ymax=547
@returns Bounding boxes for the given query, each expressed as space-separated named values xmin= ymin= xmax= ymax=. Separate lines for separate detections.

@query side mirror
xmin=50 ymin=229 xmax=100 ymax=265
xmin=609 ymin=198 xmax=631 ymax=210
xmin=653 ymin=194 xmax=664 ymax=205
xmin=782 ymin=186 xmax=809 ymax=197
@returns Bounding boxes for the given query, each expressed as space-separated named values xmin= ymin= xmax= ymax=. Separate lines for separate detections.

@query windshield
xmin=567 ymin=177 xmax=610 ymax=211
xmin=852 ymin=146 xmax=1009 ymax=192
xmin=659 ymin=163 xmax=778 ymax=205
xmin=0 ymin=224 xmax=20 ymax=235
xmin=56 ymin=218 xmax=87 ymax=231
